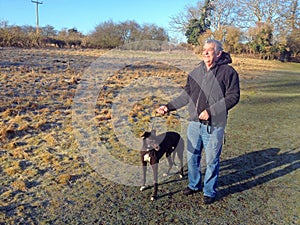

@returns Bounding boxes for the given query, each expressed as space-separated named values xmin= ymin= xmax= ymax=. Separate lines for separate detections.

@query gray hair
xmin=204 ymin=39 xmax=224 ymax=52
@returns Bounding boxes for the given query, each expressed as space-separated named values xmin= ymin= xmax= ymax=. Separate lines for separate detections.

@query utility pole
xmin=31 ymin=0 xmax=43 ymax=34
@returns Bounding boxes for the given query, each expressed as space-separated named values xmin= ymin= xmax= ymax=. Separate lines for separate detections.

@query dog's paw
xmin=140 ymin=186 xmax=146 ymax=191
xmin=163 ymin=173 xmax=169 ymax=177
xmin=151 ymin=196 xmax=157 ymax=201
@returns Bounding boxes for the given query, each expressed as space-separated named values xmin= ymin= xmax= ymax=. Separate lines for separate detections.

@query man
xmin=157 ymin=39 xmax=240 ymax=204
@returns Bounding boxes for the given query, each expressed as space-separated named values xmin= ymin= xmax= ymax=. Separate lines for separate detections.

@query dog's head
xmin=141 ymin=130 xmax=160 ymax=151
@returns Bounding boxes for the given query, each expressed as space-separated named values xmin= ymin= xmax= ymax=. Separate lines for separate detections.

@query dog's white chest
xmin=143 ymin=153 xmax=151 ymax=162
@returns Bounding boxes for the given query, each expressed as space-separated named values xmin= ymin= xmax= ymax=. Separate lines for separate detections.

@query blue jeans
xmin=187 ymin=121 xmax=225 ymax=198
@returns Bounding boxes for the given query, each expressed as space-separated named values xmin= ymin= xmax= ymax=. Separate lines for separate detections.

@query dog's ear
xmin=151 ymin=129 xmax=157 ymax=136
xmin=141 ymin=131 xmax=151 ymax=138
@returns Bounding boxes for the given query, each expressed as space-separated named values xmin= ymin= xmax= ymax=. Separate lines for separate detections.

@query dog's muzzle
xmin=146 ymin=145 xmax=160 ymax=151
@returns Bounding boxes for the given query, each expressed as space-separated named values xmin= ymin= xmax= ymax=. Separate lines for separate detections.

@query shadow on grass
xmin=145 ymin=148 xmax=299 ymax=200
xmin=218 ymin=147 xmax=300 ymax=198
xmin=156 ymin=175 xmax=188 ymax=199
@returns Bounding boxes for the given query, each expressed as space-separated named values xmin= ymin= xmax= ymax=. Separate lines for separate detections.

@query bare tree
xmin=169 ymin=0 xmax=240 ymax=34
xmin=236 ymin=0 xmax=282 ymax=28
xmin=277 ymin=0 xmax=299 ymax=32
xmin=119 ymin=21 xmax=141 ymax=43
xmin=277 ymin=0 xmax=300 ymax=58
xmin=169 ymin=1 xmax=205 ymax=33
xmin=289 ymin=0 xmax=300 ymax=30
xmin=210 ymin=0 xmax=238 ymax=30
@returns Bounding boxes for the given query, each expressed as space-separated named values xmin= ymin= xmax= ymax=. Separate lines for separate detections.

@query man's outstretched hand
xmin=156 ymin=106 xmax=168 ymax=115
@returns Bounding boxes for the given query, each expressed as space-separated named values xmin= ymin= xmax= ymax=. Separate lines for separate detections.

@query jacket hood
xmin=216 ymin=52 xmax=232 ymax=65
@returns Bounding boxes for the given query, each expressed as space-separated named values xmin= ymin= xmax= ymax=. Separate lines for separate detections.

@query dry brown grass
xmin=0 ymin=47 xmax=299 ymax=224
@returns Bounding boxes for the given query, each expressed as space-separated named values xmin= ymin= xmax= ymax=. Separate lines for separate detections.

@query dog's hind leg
xmin=152 ymin=183 xmax=158 ymax=201
xmin=177 ymin=139 xmax=184 ymax=178
xmin=179 ymin=160 xmax=184 ymax=178
xmin=163 ymin=155 xmax=173 ymax=177
xmin=172 ymin=150 xmax=177 ymax=166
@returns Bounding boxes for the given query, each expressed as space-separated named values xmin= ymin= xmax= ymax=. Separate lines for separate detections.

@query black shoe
xmin=182 ymin=187 xmax=200 ymax=196
xmin=203 ymin=196 xmax=215 ymax=204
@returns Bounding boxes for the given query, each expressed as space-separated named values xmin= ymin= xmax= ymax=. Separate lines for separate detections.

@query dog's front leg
xmin=151 ymin=162 xmax=158 ymax=200
xmin=140 ymin=160 xmax=147 ymax=191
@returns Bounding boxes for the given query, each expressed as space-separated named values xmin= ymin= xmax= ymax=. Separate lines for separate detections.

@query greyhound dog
xmin=140 ymin=130 xmax=184 ymax=200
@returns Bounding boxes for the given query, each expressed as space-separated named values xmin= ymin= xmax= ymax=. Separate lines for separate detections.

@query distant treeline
xmin=0 ymin=19 xmax=299 ymax=62
xmin=0 ymin=20 xmax=169 ymax=50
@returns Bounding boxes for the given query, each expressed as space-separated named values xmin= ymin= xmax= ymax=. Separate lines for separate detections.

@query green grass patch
xmin=0 ymin=49 xmax=299 ymax=224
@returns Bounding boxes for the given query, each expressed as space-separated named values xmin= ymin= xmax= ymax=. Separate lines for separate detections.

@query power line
xmin=31 ymin=0 xmax=43 ymax=34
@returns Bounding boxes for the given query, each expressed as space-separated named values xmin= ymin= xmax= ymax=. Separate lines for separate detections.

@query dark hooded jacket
xmin=166 ymin=52 xmax=240 ymax=126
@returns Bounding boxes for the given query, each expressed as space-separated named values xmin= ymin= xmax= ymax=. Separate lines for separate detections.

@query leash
xmin=150 ymin=111 xmax=185 ymax=132
xmin=151 ymin=112 xmax=159 ymax=131
xmin=152 ymin=112 xmax=159 ymax=129
xmin=161 ymin=110 xmax=214 ymax=135
xmin=151 ymin=111 xmax=227 ymax=144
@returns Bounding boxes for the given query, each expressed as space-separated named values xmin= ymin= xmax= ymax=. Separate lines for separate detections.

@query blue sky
xmin=0 ymin=0 xmax=199 ymax=39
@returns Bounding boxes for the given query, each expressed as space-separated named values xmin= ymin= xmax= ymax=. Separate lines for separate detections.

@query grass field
xmin=0 ymin=47 xmax=299 ymax=224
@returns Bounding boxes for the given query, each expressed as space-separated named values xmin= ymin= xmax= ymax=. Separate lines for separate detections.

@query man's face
xmin=202 ymin=42 xmax=221 ymax=68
